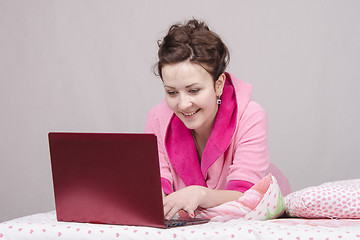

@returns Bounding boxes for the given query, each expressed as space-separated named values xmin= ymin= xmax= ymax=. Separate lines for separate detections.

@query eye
xmin=166 ymin=90 xmax=177 ymax=96
xmin=189 ymin=89 xmax=200 ymax=94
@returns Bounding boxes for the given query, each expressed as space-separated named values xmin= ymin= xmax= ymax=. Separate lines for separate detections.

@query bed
xmin=2 ymin=211 xmax=360 ymax=240
xmin=1 ymin=178 xmax=360 ymax=240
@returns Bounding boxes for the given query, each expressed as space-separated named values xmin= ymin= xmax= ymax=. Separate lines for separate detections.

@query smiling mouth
xmin=182 ymin=109 xmax=200 ymax=116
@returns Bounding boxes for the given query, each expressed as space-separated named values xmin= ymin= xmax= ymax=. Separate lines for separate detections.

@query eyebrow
xmin=163 ymin=83 xmax=199 ymax=89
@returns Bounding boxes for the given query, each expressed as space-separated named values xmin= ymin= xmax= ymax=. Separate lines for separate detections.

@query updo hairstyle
xmin=156 ymin=19 xmax=230 ymax=81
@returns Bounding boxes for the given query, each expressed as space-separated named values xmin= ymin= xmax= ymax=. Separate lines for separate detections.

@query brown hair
xmin=156 ymin=19 xmax=230 ymax=81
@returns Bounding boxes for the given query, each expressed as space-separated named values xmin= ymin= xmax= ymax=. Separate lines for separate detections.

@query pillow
xmin=191 ymin=174 xmax=286 ymax=222
xmin=285 ymin=179 xmax=360 ymax=219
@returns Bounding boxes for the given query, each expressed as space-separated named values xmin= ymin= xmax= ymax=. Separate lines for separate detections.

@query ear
xmin=215 ymin=73 xmax=226 ymax=97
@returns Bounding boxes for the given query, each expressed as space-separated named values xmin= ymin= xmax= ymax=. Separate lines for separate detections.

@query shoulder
xmin=147 ymin=99 xmax=173 ymax=119
xmin=243 ymin=101 xmax=267 ymax=119
xmin=146 ymin=99 xmax=173 ymax=134
xmin=237 ymin=101 xmax=267 ymax=131
xmin=233 ymin=100 xmax=267 ymax=144
xmin=225 ymin=73 xmax=266 ymax=122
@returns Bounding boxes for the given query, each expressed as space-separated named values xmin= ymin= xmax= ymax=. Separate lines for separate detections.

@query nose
xmin=178 ymin=93 xmax=192 ymax=110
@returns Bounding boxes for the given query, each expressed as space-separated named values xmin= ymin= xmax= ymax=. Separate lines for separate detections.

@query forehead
xmin=162 ymin=61 xmax=213 ymax=88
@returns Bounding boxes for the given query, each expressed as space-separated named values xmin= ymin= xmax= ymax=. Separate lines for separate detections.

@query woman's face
xmin=162 ymin=61 xmax=224 ymax=135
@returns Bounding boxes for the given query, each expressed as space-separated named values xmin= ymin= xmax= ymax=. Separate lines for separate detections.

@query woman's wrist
xmin=198 ymin=187 xmax=243 ymax=209
xmin=197 ymin=186 xmax=216 ymax=208
xmin=196 ymin=185 xmax=208 ymax=204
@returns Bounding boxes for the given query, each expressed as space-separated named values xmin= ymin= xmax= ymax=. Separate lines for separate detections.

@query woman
xmin=146 ymin=19 xmax=270 ymax=220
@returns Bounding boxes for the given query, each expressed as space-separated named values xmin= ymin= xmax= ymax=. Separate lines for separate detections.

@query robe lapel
xmin=165 ymin=115 xmax=207 ymax=187
xmin=164 ymin=74 xmax=237 ymax=187
xmin=201 ymin=75 xmax=237 ymax=178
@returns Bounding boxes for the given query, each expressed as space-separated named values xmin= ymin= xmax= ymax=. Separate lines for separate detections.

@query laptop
xmin=48 ymin=132 xmax=209 ymax=228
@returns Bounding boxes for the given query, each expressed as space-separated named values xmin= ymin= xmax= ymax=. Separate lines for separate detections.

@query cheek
xmin=199 ymin=95 xmax=218 ymax=116
xmin=198 ymin=92 xmax=216 ymax=107
xmin=165 ymin=97 xmax=176 ymax=111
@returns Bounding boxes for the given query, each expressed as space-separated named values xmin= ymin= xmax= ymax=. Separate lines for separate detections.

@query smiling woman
xmin=162 ymin=61 xmax=223 ymax=138
xmin=145 ymin=19 xmax=281 ymax=221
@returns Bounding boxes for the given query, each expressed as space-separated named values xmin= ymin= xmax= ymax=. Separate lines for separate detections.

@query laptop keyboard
xmin=165 ymin=218 xmax=209 ymax=227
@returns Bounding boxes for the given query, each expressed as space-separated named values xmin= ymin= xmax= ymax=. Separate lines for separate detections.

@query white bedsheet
xmin=1 ymin=211 xmax=360 ymax=240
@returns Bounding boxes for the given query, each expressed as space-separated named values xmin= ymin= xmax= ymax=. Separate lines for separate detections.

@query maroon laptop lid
xmin=49 ymin=132 xmax=166 ymax=228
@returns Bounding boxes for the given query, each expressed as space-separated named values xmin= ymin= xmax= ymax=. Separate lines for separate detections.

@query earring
xmin=217 ymin=97 xmax=221 ymax=105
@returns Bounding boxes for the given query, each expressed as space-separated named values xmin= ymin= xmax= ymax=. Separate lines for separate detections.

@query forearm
xmin=198 ymin=187 xmax=243 ymax=209
xmin=163 ymin=185 xmax=243 ymax=219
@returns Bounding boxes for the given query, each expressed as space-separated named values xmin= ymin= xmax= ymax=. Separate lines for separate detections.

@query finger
xmin=184 ymin=208 xmax=195 ymax=219
xmin=178 ymin=210 xmax=191 ymax=219
xmin=162 ymin=193 xmax=172 ymax=205
xmin=165 ymin=205 xmax=180 ymax=220
xmin=163 ymin=201 xmax=172 ymax=218
xmin=163 ymin=196 xmax=179 ymax=220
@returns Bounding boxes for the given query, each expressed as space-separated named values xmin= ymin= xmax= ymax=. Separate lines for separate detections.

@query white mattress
xmin=1 ymin=211 xmax=360 ymax=240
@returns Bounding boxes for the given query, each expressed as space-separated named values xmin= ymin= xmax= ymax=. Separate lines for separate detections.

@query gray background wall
xmin=1 ymin=0 xmax=359 ymax=222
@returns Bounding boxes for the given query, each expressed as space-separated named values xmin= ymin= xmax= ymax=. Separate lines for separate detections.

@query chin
xmin=178 ymin=118 xmax=196 ymax=130
xmin=183 ymin=121 xmax=202 ymax=131
xmin=175 ymin=112 xmax=204 ymax=130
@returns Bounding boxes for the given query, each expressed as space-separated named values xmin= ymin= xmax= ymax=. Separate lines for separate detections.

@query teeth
xmin=183 ymin=109 xmax=199 ymax=116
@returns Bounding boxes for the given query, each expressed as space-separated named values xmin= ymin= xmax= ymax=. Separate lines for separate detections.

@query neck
xmin=193 ymin=104 xmax=219 ymax=140
xmin=191 ymin=127 xmax=211 ymax=161
xmin=192 ymin=128 xmax=210 ymax=144
xmin=192 ymin=103 xmax=220 ymax=159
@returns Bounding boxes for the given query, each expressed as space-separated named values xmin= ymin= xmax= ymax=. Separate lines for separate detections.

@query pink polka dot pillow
xmin=285 ymin=179 xmax=360 ymax=219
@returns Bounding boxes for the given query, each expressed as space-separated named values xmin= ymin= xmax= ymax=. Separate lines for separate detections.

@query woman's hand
xmin=163 ymin=186 xmax=244 ymax=220
xmin=162 ymin=189 xmax=166 ymax=200
xmin=163 ymin=185 xmax=206 ymax=220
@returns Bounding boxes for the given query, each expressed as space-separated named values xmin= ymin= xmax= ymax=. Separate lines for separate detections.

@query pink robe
xmin=145 ymin=73 xmax=291 ymax=196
